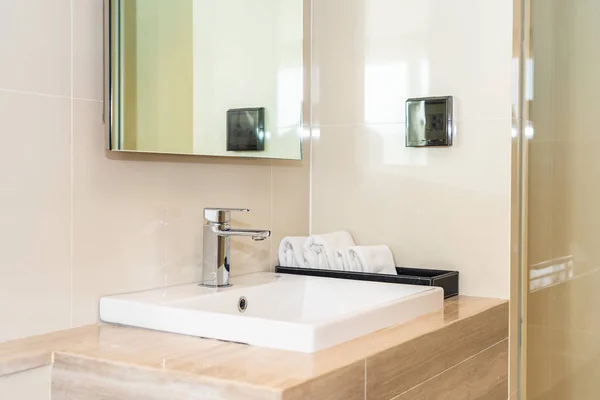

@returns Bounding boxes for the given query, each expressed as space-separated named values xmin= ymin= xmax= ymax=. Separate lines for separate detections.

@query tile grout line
xmin=0 ymin=88 xmax=101 ymax=103
xmin=69 ymin=0 xmax=74 ymax=328
xmin=72 ymin=97 xmax=104 ymax=103
xmin=0 ymin=88 xmax=69 ymax=99
xmin=390 ymin=338 xmax=509 ymax=400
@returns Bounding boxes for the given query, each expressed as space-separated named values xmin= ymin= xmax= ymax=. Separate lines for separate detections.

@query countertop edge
xmin=51 ymin=351 xmax=283 ymax=396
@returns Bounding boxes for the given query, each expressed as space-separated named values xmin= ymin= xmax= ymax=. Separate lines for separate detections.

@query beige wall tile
xmin=281 ymin=360 xmax=364 ymax=400
xmin=71 ymin=100 xmax=276 ymax=327
xmin=394 ymin=339 xmax=508 ymax=400
xmin=309 ymin=0 xmax=514 ymax=300
xmin=270 ymin=139 xmax=311 ymax=266
xmin=311 ymin=0 xmax=513 ymax=126
xmin=73 ymin=100 xmax=177 ymax=326
xmin=0 ymin=91 xmax=71 ymax=343
xmin=0 ymin=0 xmax=70 ymax=96
xmin=311 ymin=0 xmax=365 ymax=126
xmin=311 ymin=120 xmax=511 ymax=298
xmin=73 ymin=0 xmax=104 ymax=101
xmin=366 ymin=302 xmax=508 ymax=400
xmin=0 ymin=366 xmax=51 ymax=400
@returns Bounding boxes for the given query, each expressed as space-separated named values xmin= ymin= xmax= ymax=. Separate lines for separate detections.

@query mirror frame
xmin=102 ymin=0 xmax=306 ymax=160
xmin=103 ymin=0 xmax=113 ymax=151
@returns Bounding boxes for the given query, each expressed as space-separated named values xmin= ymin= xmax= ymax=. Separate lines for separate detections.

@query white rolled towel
xmin=335 ymin=248 xmax=360 ymax=272
xmin=303 ymin=231 xmax=355 ymax=270
xmin=347 ymin=245 xmax=397 ymax=275
xmin=278 ymin=237 xmax=308 ymax=268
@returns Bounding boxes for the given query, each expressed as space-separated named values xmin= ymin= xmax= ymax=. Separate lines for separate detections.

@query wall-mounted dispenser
xmin=405 ymin=96 xmax=454 ymax=147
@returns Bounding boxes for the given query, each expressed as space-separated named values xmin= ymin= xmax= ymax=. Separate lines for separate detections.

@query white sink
xmin=100 ymin=272 xmax=444 ymax=353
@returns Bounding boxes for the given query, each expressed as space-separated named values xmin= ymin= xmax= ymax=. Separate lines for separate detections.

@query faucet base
xmin=199 ymin=282 xmax=233 ymax=288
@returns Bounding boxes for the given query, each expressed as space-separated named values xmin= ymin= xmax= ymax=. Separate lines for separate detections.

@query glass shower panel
xmin=525 ymin=0 xmax=600 ymax=398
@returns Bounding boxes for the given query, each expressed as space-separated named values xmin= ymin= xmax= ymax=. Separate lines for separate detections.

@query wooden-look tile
xmin=52 ymin=353 xmax=279 ymax=400
xmin=0 ymin=366 xmax=51 ymax=399
xmin=307 ymin=296 xmax=506 ymax=379
xmin=366 ymin=302 xmax=508 ymax=400
xmin=281 ymin=360 xmax=364 ymax=400
xmin=0 ymin=325 xmax=100 ymax=376
xmin=393 ymin=339 xmax=509 ymax=400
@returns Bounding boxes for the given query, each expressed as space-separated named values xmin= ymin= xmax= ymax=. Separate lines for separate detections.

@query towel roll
xmin=303 ymin=231 xmax=355 ymax=270
xmin=347 ymin=245 xmax=397 ymax=275
xmin=278 ymin=237 xmax=308 ymax=268
xmin=335 ymin=248 xmax=360 ymax=272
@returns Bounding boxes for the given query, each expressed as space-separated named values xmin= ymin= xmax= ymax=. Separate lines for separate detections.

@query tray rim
xmin=275 ymin=266 xmax=459 ymax=281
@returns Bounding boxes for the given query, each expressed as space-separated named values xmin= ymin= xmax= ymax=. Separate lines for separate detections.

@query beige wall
xmin=309 ymin=0 xmax=514 ymax=299
xmin=526 ymin=0 xmax=600 ymax=398
xmin=0 ymin=0 xmax=309 ymax=343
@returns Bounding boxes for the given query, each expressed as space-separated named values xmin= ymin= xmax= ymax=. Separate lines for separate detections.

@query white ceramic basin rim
xmin=100 ymin=272 xmax=444 ymax=353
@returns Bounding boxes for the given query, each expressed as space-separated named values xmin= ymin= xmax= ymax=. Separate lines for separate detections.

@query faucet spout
xmin=201 ymin=208 xmax=271 ymax=287
xmin=210 ymin=225 xmax=271 ymax=241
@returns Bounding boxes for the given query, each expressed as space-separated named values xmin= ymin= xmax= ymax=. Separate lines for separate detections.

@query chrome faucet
xmin=201 ymin=208 xmax=271 ymax=287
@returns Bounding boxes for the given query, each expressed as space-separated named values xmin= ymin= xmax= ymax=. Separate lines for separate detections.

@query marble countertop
xmin=0 ymin=295 xmax=506 ymax=393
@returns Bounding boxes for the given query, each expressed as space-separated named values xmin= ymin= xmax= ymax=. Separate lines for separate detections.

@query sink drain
xmin=238 ymin=296 xmax=248 ymax=313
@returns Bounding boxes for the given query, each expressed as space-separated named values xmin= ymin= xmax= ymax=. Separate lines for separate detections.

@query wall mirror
xmin=104 ymin=0 xmax=304 ymax=160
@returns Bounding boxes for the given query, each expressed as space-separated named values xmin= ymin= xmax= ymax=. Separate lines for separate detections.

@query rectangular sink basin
xmin=100 ymin=272 xmax=444 ymax=353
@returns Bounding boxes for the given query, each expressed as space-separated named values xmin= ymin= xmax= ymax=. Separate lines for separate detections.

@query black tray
xmin=275 ymin=266 xmax=459 ymax=299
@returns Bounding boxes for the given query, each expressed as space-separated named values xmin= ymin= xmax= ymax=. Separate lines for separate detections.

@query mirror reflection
xmin=108 ymin=0 xmax=304 ymax=160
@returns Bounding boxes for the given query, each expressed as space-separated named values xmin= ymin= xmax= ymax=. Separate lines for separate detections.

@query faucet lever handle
xmin=204 ymin=208 xmax=249 ymax=223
